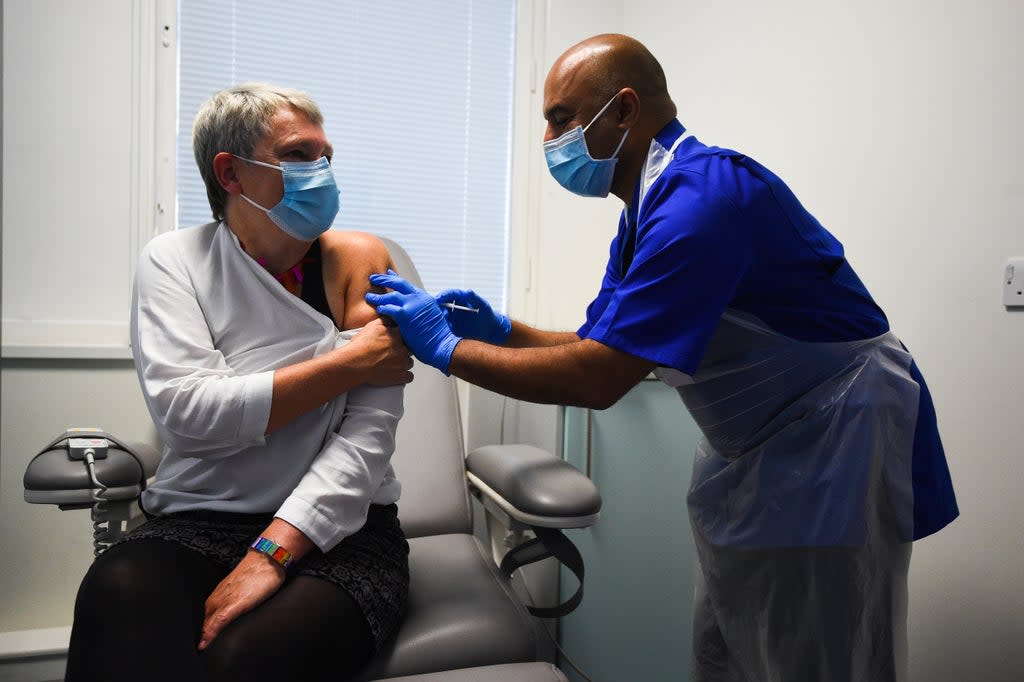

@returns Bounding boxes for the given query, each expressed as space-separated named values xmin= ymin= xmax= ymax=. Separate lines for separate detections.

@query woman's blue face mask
xmin=543 ymin=93 xmax=630 ymax=198
xmin=236 ymin=155 xmax=340 ymax=241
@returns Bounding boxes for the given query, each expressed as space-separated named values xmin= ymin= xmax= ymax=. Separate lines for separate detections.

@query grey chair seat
xmin=374 ymin=662 xmax=568 ymax=682
xmin=356 ymin=533 xmax=540 ymax=680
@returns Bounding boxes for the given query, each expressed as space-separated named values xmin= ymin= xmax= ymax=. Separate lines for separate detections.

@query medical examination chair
xmin=23 ymin=237 xmax=601 ymax=682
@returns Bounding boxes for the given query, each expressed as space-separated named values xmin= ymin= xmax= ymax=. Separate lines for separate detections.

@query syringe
xmin=442 ymin=302 xmax=479 ymax=313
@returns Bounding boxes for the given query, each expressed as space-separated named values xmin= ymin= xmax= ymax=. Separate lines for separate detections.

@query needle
xmin=442 ymin=302 xmax=479 ymax=313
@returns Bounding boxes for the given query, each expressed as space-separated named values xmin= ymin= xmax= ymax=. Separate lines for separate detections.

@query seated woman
xmin=65 ymin=83 xmax=413 ymax=681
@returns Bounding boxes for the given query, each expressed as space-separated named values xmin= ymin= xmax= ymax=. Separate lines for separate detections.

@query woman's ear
xmin=212 ymin=152 xmax=243 ymax=195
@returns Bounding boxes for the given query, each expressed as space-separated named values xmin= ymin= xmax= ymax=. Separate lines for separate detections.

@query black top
xmin=299 ymin=239 xmax=336 ymax=326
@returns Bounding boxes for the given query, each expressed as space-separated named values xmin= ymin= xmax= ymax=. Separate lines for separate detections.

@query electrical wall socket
xmin=1004 ymin=258 xmax=1024 ymax=307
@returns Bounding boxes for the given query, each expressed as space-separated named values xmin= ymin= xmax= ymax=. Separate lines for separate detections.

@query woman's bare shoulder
xmin=320 ymin=230 xmax=391 ymax=269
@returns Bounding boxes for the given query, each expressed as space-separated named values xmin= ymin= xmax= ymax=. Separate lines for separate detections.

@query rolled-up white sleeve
xmin=275 ymin=382 xmax=404 ymax=552
xmin=131 ymin=238 xmax=273 ymax=457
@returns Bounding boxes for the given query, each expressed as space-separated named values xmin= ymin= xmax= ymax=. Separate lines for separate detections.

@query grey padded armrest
xmin=23 ymin=434 xmax=161 ymax=507
xmin=466 ymin=444 xmax=601 ymax=529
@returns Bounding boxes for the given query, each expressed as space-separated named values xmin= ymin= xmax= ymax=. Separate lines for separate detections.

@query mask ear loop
xmin=610 ymin=127 xmax=630 ymax=158
xmin=235 ymin=155 xmax=283 ymax=171
xmin=233 ymin=155 xmax=282 ymax=212
xmin=583 ymin=92 xmax=630 ymax=160
xmin=583 ymin=92 xmax=622 ymax=133
xmin=239 ymin=192 xmax=273 ymax=213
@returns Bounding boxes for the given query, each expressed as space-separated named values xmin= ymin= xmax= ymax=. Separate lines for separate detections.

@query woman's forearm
xmin=267 ymin=319 xmax=410 ymax=435
xmin=266 ymin=345 xmax=369 ymax=434
xmin=276 ymin=382 xmax=403 ymax=552
xmin=257 ymin=517 xmax=317 ymax=563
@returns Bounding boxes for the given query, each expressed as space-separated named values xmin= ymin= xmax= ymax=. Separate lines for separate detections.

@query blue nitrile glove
xmin=435 ymin=289 xmax=511 ymax=345
xmin=366 ymin=270 xmax=461 ymax=374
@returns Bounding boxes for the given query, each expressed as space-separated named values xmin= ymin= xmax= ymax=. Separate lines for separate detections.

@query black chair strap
xmin=499 ymin=526 xmax=585 ymax=618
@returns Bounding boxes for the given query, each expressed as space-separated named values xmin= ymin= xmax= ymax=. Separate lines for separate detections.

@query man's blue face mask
xmin=543 ymin=93 xmax=630 ymax=198
xmin=236 ymin=155 xmax=340 ymax=241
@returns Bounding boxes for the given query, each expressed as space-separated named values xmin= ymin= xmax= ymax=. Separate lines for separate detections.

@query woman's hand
xmin=366 ymin=271 xmax=461 ymax=374
xmin=266 ymin=318 xmax=411 ymax=433
xmin=199 ymin=518 xmax=314 ymax=650
xmin=347 ymin=317 xmax=414 ymax=386
xmin=198 ymin=551 xmax=286 ymax=650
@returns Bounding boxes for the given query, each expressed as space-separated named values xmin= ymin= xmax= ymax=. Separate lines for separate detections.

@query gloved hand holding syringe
xmin=366 ymin=272 xmax=513 ymax=374
xmin=435 ymin=287 xmax=511 ymax=345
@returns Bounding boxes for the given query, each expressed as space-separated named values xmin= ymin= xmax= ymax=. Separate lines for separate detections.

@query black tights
xmin=65 ymin=539 xmax=374 ymax=682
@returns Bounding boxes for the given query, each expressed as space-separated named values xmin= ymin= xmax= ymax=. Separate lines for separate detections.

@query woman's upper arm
xmin=131 ymin=236 xmax=273 ymax=451
xmin=321 ymin=231 xmax=393 ymax=330
xmin=132 ymin=237 xmax=218 ymax=380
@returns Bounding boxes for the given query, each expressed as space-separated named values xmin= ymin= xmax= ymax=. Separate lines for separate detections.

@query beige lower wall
xmin=0 ymin=359 xmax=159 ymax=632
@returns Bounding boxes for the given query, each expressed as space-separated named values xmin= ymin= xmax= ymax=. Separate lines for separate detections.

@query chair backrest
xmin=379 ymin=236 xmax=473 ymax=538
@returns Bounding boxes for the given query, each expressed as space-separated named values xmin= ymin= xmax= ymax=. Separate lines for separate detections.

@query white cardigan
xmin=130 ymin=221 xmax=402 ymax=552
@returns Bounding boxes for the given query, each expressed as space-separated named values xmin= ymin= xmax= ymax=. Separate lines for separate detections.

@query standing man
xmin=367 ymin=34 xmax=958 ymax=681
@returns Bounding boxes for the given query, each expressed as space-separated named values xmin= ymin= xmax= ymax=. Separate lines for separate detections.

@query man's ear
xmin=616 ymin=88 xmax=641 ymax=129
xmin=212 ymin=152 xmax=243 ymax=195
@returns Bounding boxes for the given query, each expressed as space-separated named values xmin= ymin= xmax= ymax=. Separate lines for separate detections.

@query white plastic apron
xmin=655 ymin=310 xmax=916 ymax=682
xmin=634 ymin=132 xmax=917 ymax=680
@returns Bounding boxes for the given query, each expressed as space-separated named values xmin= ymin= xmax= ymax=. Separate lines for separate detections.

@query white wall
xmin=517 ymin=1 xmax=1023 ymax=681
xmin=463 ymin=0 xmax=631 ymax=454
xmin=0 ymin=360 xmax=159 ymax=631
xmin=507 ymin=0 xmax=627 ymax=331
xmin=1 ymin=0 xmax=174 ymax=643
xmin=1 ymin=0 xmax=175 ymax=357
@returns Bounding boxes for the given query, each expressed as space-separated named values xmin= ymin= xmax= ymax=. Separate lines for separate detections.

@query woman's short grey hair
xmin=192 ymin=83 xmax=324 ymax=221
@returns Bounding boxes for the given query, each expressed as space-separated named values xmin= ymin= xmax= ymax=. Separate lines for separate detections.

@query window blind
xmin=177 ymin=0 xmax=515 ymax=308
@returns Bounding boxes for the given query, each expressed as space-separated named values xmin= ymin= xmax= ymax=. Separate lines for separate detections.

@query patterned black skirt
xmin=112 ymin=504 xmax=409 ymax=650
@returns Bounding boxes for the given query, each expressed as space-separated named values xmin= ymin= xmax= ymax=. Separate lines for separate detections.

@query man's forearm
xmin=447 ymin=337 xmax=654 ymax=409
xmin=505 ymin=319 xmax=581 ymax=348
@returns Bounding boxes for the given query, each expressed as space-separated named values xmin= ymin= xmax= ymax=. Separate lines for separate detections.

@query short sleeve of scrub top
xmin=579 ymin=169 xmax=755 ymax=376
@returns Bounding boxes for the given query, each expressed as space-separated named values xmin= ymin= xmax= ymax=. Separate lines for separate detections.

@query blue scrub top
xmin=579 ymin=119 xmax=958 ymax=540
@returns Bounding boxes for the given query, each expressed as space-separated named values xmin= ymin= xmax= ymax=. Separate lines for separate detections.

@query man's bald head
xmin=549 ymin=33 xmax=670 ymax=103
